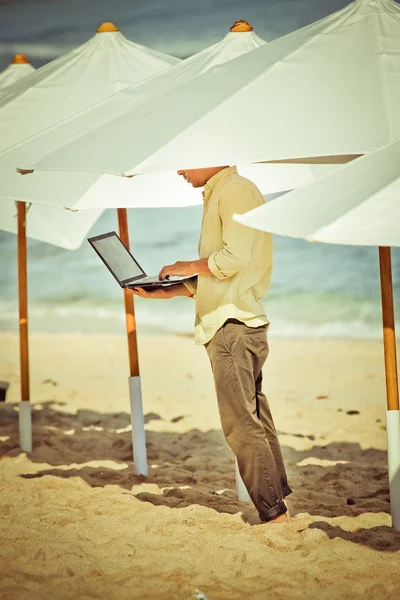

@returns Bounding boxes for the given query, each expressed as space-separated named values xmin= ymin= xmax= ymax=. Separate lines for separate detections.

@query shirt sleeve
xmin=183 ymin=278 xmax=198 ymax=298
xmin=208 ymin=183 xmax=261 ymax=280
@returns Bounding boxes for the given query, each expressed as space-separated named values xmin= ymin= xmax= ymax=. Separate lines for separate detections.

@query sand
xmin=1 ymin=331 xmax=400 ymax=600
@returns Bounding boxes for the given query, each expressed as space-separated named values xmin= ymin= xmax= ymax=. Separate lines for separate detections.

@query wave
xmin=0 ymin=298 xmax=395 ymax=340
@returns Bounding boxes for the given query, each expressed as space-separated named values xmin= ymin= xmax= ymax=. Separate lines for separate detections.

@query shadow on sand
xmin=1 ymin=401 xmax=399 ymax=549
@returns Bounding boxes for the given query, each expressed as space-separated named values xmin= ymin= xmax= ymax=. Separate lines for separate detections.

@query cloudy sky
xmin=0 ymin=0 xmax=353 ymax=68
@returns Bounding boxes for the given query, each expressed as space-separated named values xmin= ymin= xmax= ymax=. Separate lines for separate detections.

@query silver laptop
xmin=88 ymin=231 xmax=196 ymax=289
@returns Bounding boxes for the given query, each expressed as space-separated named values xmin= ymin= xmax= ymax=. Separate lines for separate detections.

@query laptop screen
xmin=90 ymin=233 xmax=145 ymax=283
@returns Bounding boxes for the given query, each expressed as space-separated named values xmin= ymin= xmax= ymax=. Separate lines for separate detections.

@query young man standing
xmin=131 ymin=165 xmax=292 ymax=524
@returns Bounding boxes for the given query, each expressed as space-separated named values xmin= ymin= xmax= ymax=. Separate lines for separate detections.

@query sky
xmin=0 ymin=0 xmax=353 ymax=68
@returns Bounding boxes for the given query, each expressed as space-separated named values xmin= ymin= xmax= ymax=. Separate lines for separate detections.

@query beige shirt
xmin=185 ymin=166 xmax=273 ymax=345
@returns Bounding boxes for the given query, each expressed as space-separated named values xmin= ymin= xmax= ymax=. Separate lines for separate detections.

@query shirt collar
xmin=203 ymin=166 xmax=237 ymax=200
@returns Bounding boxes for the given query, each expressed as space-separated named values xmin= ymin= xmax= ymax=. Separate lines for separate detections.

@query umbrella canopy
xmin=0 ymin=203 xmax=108 ymax=250
xmin=0 ymin=23 xmax=179 ymax=247
xmin=234 ymin=138 xmax=400 ymax=247
xmin=179 ymin=19 xmax=266 ymax=69
xmin=0 ymin=54 xmax=35 ymax=89
xmin=0 ymin=21 xmax=177 ymax=168
xmin=0 ymin=54 xmax=103 ymax=250
xmin=0 ymin=22 xmax=178 ymax=148
xmin=0 ymin=20 xmax=312 ymax=212
xmin=15 ymin=0 xmax=400 ymax=177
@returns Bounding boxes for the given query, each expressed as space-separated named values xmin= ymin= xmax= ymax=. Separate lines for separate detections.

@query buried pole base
xmin=128 ymin=376 xmax=148 ymax=476
xmin=19 ymin=401 xmax=32 ymax=452
xmin=236 ymin=459 xmax=251 ymax=502
xmin=386 ymin=410 xmax=400 ymax=531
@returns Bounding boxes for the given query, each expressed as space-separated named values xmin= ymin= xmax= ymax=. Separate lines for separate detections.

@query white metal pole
xmin=19 ymin=400 xmax=32 ymax=452
xmin=236 ymin=459 xmax=250 ymax=501
xmin=129 ymin=375 xmax=148 ymax=476
xmin=386 ymin=410 xmax=400 ymax=531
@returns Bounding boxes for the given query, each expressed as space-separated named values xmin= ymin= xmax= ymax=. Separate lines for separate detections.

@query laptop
xmin=88 ymin=231 xmax=197 ymax=289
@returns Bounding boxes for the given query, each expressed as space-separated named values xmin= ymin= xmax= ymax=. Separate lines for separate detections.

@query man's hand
xmin=159 ymin=258 xmax=212 ymax=280
xmin=159 ymin=261 xmax=196 ymax=280
xmin=130 ymin=283 xmax=193 ymax=299
xmin=131 ymin=286 xmax=170 ymax=299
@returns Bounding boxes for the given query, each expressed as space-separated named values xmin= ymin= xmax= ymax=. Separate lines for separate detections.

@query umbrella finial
xmin=230 ymin=20 xmax=253 ymax=32
xmin=96 ymin=22 xmax=119 ymax=33
xmin=12 ymin=54 xmax=30 ymax=64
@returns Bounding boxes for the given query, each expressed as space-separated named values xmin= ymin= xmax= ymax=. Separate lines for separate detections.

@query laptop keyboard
xmin=136 ymin=275 xmax=184 ymax=283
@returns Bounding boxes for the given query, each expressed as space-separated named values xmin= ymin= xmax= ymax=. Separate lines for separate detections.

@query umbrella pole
xmin=378 ymin=246 xmax=400 ymax=530
xmin=117 ymin=208 xmax=147 ymax=476
xmin=17 ymin=201 xmax=32 ymax=452
xmin=236 ymin=459 xmax=251 ymax=502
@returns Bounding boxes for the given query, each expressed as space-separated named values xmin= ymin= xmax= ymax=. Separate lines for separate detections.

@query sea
xmin=0 ymin=0 xmax=399 ymax=339
xmin=1 ymin=205 xmax=399 ymax=339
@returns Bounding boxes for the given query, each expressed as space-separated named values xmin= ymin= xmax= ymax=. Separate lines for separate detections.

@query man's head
xmin=177 ymin=166 xmax=230 ymax=188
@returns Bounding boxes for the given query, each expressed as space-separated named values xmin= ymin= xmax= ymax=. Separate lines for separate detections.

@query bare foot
xmin=261 ymin=500 xmax=294 ymax=525
xmin=264 ymin=512 xmax=293 ymax=524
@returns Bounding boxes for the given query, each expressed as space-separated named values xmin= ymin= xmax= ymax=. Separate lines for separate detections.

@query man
xmin=132 ymin=165 xmax=292 ymax=524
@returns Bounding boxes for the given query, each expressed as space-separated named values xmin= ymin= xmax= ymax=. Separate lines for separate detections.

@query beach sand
xmin=1 ymin=331 xmax=400 ymax=599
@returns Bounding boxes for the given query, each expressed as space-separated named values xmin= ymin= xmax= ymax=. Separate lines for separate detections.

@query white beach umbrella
xmin=0 ymin=201 xmax=104 ymax=250
xmin=0 ymin=21 xmax=179 ymax=213
xmin=0 ymin=55 xmax=103 ymax=250
xmin=235 ymin=140 xmax=400 ymax=529
xmin=175 ymin=19 xmax=266 ymax=70
xmin=0 ymin=23 xmax=178 ymax=464
xmin=0 ymin=22 xmax=178 ymax=143
xmin=14 ymin=0 xmax=400 ymax=177
xmin=0 ymin=19 xmax=312 ymax=213
xmin=235 ymin=140 xmax=400 ymax=247
xmin=0 ymin=54 xmax=35 ymax=89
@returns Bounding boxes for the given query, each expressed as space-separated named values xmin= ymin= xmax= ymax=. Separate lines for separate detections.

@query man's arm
xmin=130 ymin=283 xmax=193 ymax=299
xmin=157 ymin=185 xmax=260 ymax=282
xmin=152 ymin=183 xmax=261 ymax=283
xmin=207 ymin=183 xmax=260 ymax=280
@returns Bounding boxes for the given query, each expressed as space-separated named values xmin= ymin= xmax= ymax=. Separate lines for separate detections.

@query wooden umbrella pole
xmin=116 ymin=208 xmax=147 ymax=475
xmin=17 ymin=201 xmax=32 ymax=452
xmin=379 ymin=247 xmax=400 ymax=531
xmin=117 ymin=208 xmax=140 ymax=377
xmin=17 ymin=201 xmax=30 ymax=401
xmin=378 ymin=247 xmax=399 ymax=411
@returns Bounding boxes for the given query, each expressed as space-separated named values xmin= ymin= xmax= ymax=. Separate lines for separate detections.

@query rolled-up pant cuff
xmin=282 ymin=484 xmax=293 ymax=497
xmin=259 ymin=500 xmax=287 ymax=523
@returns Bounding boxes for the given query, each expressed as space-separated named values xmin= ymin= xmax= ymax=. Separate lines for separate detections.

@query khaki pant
xmin=205 ymin=319 xmax=292 ymax=522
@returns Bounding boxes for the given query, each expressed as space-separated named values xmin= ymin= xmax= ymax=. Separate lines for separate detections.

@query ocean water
xmin=1 ymin=205 xmax=399 ymax=339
